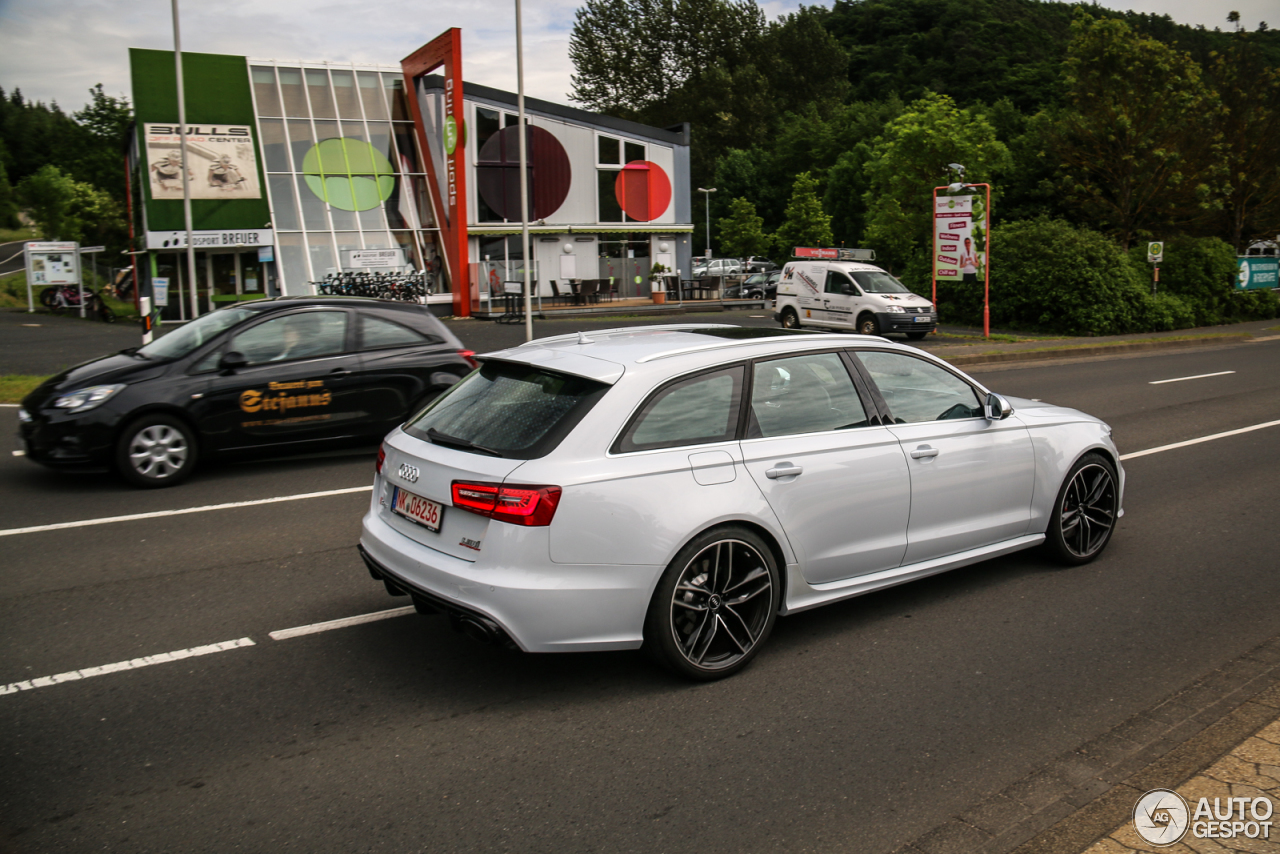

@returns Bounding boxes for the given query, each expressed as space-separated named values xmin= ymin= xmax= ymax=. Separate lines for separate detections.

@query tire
xmin=645 ymin=526 xmax=780 ymax=681
xmin=40 ymin=287 xmax=58 ymax=308
xmin=115 ymin=414 xmax=198 ymax=488
xmin=906 ymin=331 xmax=928 ymax=340
xmin=857 ymin=313 xmax=879 ymax=336
xmin=1044 ymin=452 xmax=1118 ymax=565
xmin=96 ymin=299 xmax=116 ymax=323
xmin=780 ymin=308 xmax=800 ymax=329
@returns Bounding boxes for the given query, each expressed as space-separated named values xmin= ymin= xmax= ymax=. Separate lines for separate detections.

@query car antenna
xmin=577 ymin=332 xmax=593 ymax=345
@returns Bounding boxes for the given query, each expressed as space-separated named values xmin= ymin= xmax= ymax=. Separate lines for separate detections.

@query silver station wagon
xmin=359 ymin=325 xmax=1124 ymax=680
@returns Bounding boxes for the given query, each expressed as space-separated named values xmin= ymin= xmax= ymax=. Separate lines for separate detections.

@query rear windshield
xmin=404 ymin=361 xmax=607 ymax=459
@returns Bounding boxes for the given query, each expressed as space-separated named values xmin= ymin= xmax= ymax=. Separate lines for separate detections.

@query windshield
xmin=851 ymin=271 xmax=912 ymax=294
xmin=405 ymin=361 xmax=607 ymax=459
xmin=136 ymin=307 xmax=255 ymax=361
xmin=744 ymin=273 xmax=766 ymax=285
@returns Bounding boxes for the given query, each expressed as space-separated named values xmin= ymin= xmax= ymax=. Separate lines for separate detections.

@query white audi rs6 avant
xmin=359 ymin=325 xmax=1123 ymax=680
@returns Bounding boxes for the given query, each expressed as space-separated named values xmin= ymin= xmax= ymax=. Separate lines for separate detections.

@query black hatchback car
xmin=18 ymin=297 xmax=477 ymax=487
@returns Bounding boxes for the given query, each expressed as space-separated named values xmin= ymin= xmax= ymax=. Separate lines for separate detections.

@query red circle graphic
xmin=615 ymin=161 xmax=672 ymax=222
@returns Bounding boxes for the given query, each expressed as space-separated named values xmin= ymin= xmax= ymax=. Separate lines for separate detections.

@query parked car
xmin=18 ymin=297 xmax=477 ymax=488
xmin=743 ymin=256 xmax=778 ymax=273
xmin=775 ymin=259 xmax=936 ymax=339
xmin=722 ymin=270 xmax=781 ymax=300
xmin=360 ymin=324 xmax=1123 ymax=680
xmin=691 ymin=258 xmax=743 ymax=278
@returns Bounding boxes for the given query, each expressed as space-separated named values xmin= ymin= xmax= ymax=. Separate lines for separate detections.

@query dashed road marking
xmin=12 ymin=450 xmax=24 ymax=456
xmin=1120 ymin=418 xmax=1280 ymax=461
xmin=269 ymin=606 xmax=416 ymax=641
xmin=1149 ymin=370 xmax=1235 ymax=385
xmin=1 ymin=638 xmax=255 ymax=696
xmin=0 ymin=485 xmax=373 ymax=537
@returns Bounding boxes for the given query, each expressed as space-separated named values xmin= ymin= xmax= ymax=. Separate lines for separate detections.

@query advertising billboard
xmin=144 ymin=123 xmax=261 ymax=200
xmin=934 ymin=194 xmax=984 ymax=283
xmin=1237 ymin=257 xmax=1279 ymax=290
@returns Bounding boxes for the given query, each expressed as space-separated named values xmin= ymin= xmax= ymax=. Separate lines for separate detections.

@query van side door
xmin=822 ymin=270 xmax=858 ymax=329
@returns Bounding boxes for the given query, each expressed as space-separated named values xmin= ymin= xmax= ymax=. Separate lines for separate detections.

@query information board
xmin=1237 ymin=257 xmax=1279 ymax=290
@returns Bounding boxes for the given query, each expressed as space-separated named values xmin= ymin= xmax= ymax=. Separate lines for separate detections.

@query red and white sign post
xmin=931 ymin=183 xmax=992 ymax=338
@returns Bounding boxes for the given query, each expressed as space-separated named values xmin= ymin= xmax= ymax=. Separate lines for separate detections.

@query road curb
xmin=892 ymin=635 xmax=1280 ymax=854
xmin=938 ymin=334 xmax=1254 ymax=368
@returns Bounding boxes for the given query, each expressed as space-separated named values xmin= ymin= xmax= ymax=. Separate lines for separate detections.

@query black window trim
xmin=845 ymin=348 xmax=988 ymax=424
xmin=610 ymin=362 xmax=749 ymax=455
xmin=356 ymin=309 xmax=438 ymax=351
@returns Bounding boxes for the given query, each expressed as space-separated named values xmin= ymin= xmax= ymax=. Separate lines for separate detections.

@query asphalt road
xmin=2 ymin=334 xmax=1279 ymax=853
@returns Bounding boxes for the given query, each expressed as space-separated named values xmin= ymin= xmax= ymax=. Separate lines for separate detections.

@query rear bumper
xmin=359 ymin=508 xmax=661 ymax=653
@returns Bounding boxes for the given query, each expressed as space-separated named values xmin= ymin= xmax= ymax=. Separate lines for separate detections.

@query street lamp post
xmin=697 ymin=187 xmax=716 ymax=257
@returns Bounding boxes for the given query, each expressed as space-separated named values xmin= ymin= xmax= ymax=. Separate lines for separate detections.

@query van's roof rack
xmin=791 ymin=247 xmax=876 ymax=261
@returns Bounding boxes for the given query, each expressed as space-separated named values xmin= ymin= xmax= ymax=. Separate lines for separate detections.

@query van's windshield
xmin=851 ymin=271 xmax=912 ymax=294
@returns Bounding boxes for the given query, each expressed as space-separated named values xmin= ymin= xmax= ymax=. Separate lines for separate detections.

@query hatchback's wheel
xmin=857 ymin=314 xmax=879 ymax=335
xmin=646 ymin=527 xmax=780 ymax=680
xmin=1044 ymin=453 xmax=1118 ymax=565
xmin=116 ymin=415 xmax=197 ymax=488
xmin=780 ymin=308 xmax=799 ymax=329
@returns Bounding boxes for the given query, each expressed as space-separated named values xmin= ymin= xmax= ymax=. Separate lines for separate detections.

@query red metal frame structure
xmin=931 ymin=182 xmax=992 ymax=338
xmin=402 ymin=29 xmax=471 ymax=317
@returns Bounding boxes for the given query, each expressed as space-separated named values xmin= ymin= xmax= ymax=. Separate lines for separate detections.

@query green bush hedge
xmin=934 ymin=218 xmax=1278 ymax=334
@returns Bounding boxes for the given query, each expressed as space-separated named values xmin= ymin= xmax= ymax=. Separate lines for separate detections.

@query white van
xmin=774 ymin=259 xmax=936 ymax=339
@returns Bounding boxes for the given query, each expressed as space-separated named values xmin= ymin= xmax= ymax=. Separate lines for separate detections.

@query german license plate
xmin=391 ymin=486 xmax=443 ymax=532
xmin=914 ymin=315 xmax=930 ymax=322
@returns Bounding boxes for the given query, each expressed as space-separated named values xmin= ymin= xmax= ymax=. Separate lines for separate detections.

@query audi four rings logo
xmin=398 ymin=464 xmax=419 ymax=483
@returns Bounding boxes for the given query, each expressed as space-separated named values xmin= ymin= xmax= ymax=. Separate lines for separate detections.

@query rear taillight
xmin=458 ymin=350 xmax=478 ymax=369
xmin=451 ymin=480 xmax=562 ymax=527
xmin=376 ymin=445 xmax=386 ymax=474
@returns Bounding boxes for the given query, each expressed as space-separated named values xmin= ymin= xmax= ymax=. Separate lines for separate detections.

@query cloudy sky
xmin=0 ymin=0 xmax=1272 ymax=113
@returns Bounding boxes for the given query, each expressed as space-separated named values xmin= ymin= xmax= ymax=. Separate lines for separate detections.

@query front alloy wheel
xmin=1045 ymin=453 xmax=1117 ymax=564
xmin=858 ymin=314 xmax=879 ymax=336
xmin=116 ymin=415 xmax=197 ymax=488
xmin=647 ymin=528 xmax=779 ymax=680
xmin=780 ymin=308 xmax=799 ymax=329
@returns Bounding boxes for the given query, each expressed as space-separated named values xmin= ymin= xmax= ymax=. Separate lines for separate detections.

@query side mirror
xmin=219 ymin=350 xmax=248 ymax=372
xmin=985 ymin=392 xmax=1012 ymax=420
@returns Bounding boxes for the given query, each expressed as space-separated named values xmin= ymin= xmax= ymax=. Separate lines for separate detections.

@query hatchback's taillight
xmin=451 ymin=481 xmax=562 ymax=527
xmin=376 ymin=445 xmax=386 ymax=474
xmin=458 ymin=350 xmax=478 ymax=369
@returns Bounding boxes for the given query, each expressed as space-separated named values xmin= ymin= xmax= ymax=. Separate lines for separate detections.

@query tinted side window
xmin=615 ymin=366 xmax=744 ymax=453
xmin=857 ymin=351 xmax=983 ymax=423
xmin=824 ymin=271 xmax=853 ymax=295
xmin=230 ymin=311 xmax=348 ymax=366
xmin=359 ymin=313 xmax=429 ymax=349
xmin=749 ymin=353 xmax=868 ymax=438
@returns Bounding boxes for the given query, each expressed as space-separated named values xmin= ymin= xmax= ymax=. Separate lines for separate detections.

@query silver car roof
xmin=479 ymin=324 xmax=947 ymax=385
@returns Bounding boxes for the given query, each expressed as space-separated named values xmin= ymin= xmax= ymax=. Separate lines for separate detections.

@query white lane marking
xmin=0 ymin=404 xmax=20 ymax=408
xmin=11 ymin=450 xmax=24 ymax=456
xmin=1 ymin=638 xmax=255 ymax=696
xmin=0 ymin=485 xmax=373 ymax=538
xmin=270 ymin=606 xmax=416 ymax=640
xmin=1149 ymin=370 xmax=1236 ymax=385
xmin=1120 ymin=419 xmax=1280 ymax=461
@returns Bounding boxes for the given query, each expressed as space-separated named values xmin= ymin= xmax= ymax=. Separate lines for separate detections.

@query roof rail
xmin=635 ymin=332 xmax=875 ymax=364
xmin=516 ymin=323 xmax=735 ymax=347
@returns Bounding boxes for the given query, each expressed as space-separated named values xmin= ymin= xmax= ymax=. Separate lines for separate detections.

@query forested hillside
xmin=572 ymin=0 xmax=1280 ymax=331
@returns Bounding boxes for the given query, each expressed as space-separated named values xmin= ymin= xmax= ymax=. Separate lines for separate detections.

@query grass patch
xmin=964 ymin=333 xmax=1252 ymax=358
xmin=0 ymin=226 xmax=37 ymax=244
xmin=0 ymin=269 xmax=139 ymax=316
xmin=934 ymin=332 xmax=1046 ymax=344
xmin=0 ymin=374 xmax=50 ymax=404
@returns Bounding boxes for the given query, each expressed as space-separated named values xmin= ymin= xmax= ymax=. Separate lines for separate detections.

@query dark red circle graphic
xmin=475 ymin=126 xmax=572 ymax=221
xmin=615 ymin=160 xmax=672 ymax=222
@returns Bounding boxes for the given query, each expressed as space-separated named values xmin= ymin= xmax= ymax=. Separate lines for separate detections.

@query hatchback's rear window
xmin=404 ymin=361 xmax=607 ymax=458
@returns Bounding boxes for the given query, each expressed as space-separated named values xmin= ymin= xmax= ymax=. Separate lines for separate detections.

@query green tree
xmin=861 ymin=92 xmax=1010 ymax=278
xmin=776 ymin=171 xmax=833 ymax=251
xmin=1051 ymin=14 xmax=1226 ymax=249
xmin=0 ymin=157 xmax=18 ymax=229
xmin=1203 ymin=29 xmax=1280 ymax=249
xmin=717 ymin=196 xmax=773 ymax=258
xmin=16 ymin=164 xmax=77 ymax=239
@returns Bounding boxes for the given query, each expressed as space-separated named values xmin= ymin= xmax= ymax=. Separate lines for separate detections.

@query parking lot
xmin=3 ymin=315 xmax=1280 ymax=853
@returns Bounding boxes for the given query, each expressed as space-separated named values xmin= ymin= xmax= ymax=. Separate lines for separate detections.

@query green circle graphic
xmin=301 ymin=138 xmax=396 ymax=212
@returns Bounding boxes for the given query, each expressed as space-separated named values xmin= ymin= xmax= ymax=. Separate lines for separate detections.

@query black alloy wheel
xmin=646 ymin=527 xmax=779 ymax=680
xmin=1045 ymin=453 xmax=1118 ymax=565
xmin=115 ymin=414 xmax=198 ymax=488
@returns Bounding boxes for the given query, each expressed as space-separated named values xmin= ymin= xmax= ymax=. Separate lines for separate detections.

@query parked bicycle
xmin=312 ymin=270 xmax=430 ymax=302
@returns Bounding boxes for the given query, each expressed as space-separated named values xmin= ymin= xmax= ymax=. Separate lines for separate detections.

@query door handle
xmin=329 ymin=368 xmax=351 ymax=377
xmin=910 ymin=445 xmax=939 ymax=459
xmin=766 ymin=464 xmax=803 ymax=479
